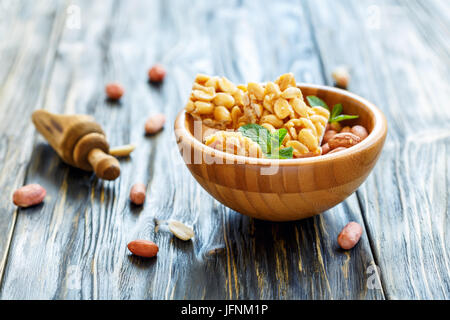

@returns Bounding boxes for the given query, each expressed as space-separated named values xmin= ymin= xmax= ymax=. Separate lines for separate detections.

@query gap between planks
xmin=0 ymin=0 xmax=70 ymax=289
xmin=301 ymin=0 xmax=387 ymax=299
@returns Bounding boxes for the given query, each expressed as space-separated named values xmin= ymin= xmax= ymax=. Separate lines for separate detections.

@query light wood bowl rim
xmin=175 ymin=83 xmax=387 ymax=166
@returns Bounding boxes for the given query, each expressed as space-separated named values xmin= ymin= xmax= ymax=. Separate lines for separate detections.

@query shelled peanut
xmin=321 ymin=123 xmax=368 ymax=155
xmin=130 ymin=183 xmax=146 ymax=205
xmin=12 ymin=184 xmax=46 ymax=208
xmin=128 ymin=240 xmax=159 ymax=258
xmin=185 ymin=73 xmax=330 ymax=158
xmin=148 ymin=64 xmax=166 ymax=83
xmin=145 ymin=113 xmax=166 ymax=134
xmin=338 ymin=222 xmax=363 ymax=250
xmin=332 ymin=66 xmax=350 ymax=89
xmin=105 ymin=83 xmax=124 ymax=100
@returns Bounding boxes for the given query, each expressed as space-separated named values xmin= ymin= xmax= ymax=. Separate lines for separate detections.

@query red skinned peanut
xmin=105 ymin=83 xmax=124 ymax=100
xmin=13 ymin=184 xmax=46 ymax=208
xmin=145 ymin=114 xmax=166 ymax=134
xmin=338 ymin=222 xmax=363 ymax=250
xmin=127 ymin=240 xmax=159 ymax=258
xmin=351 ymin=125 xmax=369 ymax=140
xmin=148 ymin=64 xmax=166 ymax=83
xmin=130 ymin=183 xmax=146 ymax=205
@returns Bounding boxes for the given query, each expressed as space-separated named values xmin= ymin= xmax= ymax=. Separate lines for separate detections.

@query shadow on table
xmin=126 ymin=254 xmax=158 ymax=269
xmin=26 ymin=143 xmax=118 ymax=203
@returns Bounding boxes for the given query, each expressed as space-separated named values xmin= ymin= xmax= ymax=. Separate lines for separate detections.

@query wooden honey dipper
xmin=32 ymin=109 xmax=120 ymax=180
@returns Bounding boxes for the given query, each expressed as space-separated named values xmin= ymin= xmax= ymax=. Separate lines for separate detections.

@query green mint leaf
xmin=331 ymin=103 xmax=343 ymax=119
xmin=238 ymin=124 xmax=271 ymax=154
xmin=266 ymin=147 xmax=294 ymax=159
xmin=330 ymin=114 xmax=359 ymax=123
xmin=238 ymin=125 xmax=294 ymax=159
xmin=271 ymin=128 xmax=288 ymax=149
xmin=278 ymin=147 xmax=294 ymax=159
xmin=328 ymin=103 xmax=359 ymax=123
xmin=267 ymin=129 xmax=289 ymax=159
xmin=306 ymin=96 xmax=329 ymax=110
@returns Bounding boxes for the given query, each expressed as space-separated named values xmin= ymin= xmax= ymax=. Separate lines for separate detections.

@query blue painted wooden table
xmin=0 ymin=0 xmax=448 ymax=299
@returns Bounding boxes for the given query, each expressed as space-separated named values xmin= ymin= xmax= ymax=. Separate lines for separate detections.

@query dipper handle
xmin=87 ymin=148 xmax=121 ymax=181
xmin=32 ymin=109 xmax=121 ymax=181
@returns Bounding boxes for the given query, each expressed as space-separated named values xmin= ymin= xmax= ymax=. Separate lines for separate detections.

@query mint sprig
xmin=238 ymin=124 xmax=293 ymax=159
xmin=330 ymin=103 xmax=343 ymax=119
xmin=237 ymin=123 xmax=271 ymax=154
xmin=265 ymin=146 xmax=294 ymax=159
xmin=306 ymin=95 xmax=359 ymax=123
xmin=306 ymin=96 xmax=329 ymax=111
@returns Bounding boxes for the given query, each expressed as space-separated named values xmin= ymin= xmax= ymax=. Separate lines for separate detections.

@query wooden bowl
xmin=174 ymin=84 xmax=387 ymax=221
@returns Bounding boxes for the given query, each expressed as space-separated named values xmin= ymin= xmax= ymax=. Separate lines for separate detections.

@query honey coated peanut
xmin=13 ymin=184 xmax=46 ymax=208
xmin=185 ymin=73 xmax=370 ymax=159
xmin=105 ymin=83 xmax=124 ymax=100
xmin=205 ymin=131 xmax=263 ymax=158
xmin=127 ymin=240 xmax=159 ymax=258
xmin=145 ymin=113 xmax=166 ymax=134
xmin=337 ymin=222 xmax=363 ymax=250
xmin=185 ymin=73 xmax=332 ymax=157
xmin=130 ymin=183 xmax=146 ymax=205
xmin=328 ymin=132 xmax=361 ymax=150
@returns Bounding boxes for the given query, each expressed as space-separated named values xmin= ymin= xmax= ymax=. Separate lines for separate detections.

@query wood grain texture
xmin=0 ymin=0 xmax=67 ymax=282
xmin=0 ymin=0 xmax=447 ymax=300
xmin=175 ymin=84 xmax=387 ymax=221
xmin=305 ymin=0 xmax=450 ymax=299
xmin=32 ymin=109 xmax=121 ymax=180
xmin=0 ymin=0 xmax=384 ymax=299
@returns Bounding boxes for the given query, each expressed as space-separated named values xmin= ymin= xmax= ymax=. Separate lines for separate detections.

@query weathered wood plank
xmin=402 ymin=0 xmax=450 ymax=62
xmin=306 ymin=0 xmax=450 ymax=299
xmin=1 ymin=0 xmax=383 ymax=299
xmin=0 ymin=0 xmax=67 ymax=282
